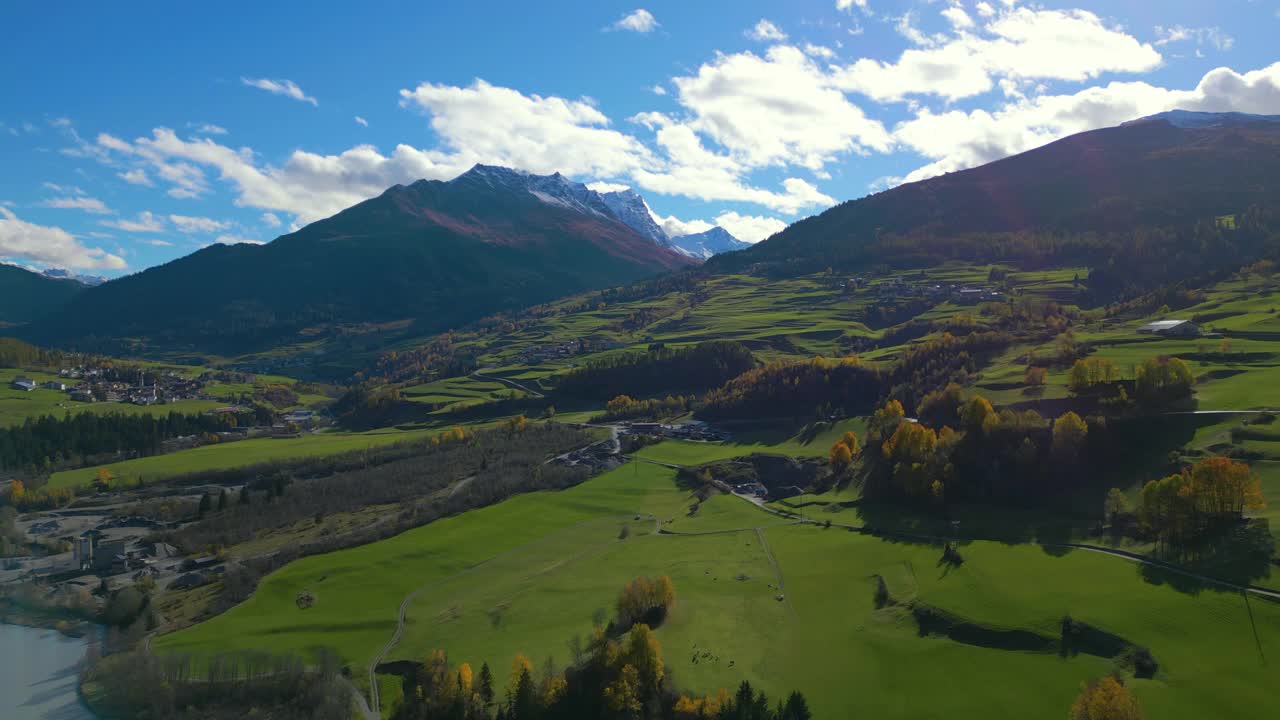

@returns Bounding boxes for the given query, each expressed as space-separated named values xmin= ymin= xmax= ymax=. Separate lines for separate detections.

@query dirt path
xmin=755 ymin=527 xmax=798 ymax=621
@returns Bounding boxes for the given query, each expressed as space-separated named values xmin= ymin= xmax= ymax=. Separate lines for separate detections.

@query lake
xmin=0 ymin=623 xmax=95 ymax=720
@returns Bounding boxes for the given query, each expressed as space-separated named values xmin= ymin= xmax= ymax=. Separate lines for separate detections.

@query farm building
xmin=1137 ymin=319 xmax=1202 ymax=337
xmin=9 ymin=376 xmax=36 ymax=391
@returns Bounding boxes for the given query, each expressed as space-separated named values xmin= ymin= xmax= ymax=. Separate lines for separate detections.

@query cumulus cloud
xmin=118 ymin=168 xmax=153 ymax=186
xmin=834 ymin=7 xmax=1162 ymax=102
xmin=650 ymin=84 xmax=667 ymax=96
xmin=893 ymin=62 xmax=1280 ymax=184
xmin=400 ymin=79 xmax=658 ymax=180
xmin=586 ymin=181 xmax=632 ymax=193
xmin=803 ymin=43 xmax=836 ymax=59
xmin=670 ymin=45 xmax=891 ymax=170
xmin=241 ymin=77 xmax=318 ymax=106
xmin=42 ymin=196 xmax=114 ymax=214
xmin=355 ymin=116 xmax=369 ymax=127
xmin=746 ymin=19 xmax=787 ymax=42
xmin=0 ymin=207 xmax=127 ymax=270
xmin=100 ymin=211 xmax=166 ymax=233
xmin=168 ymin=214 xmax=229 ymax=233
xmin=711 ymin=211 xmax=786 ymax=243
xmin=261 ymin=212 xmax=282 ymax=228
xmin=836 ymin=0 xmax=868 ymax=10
xmin=611 ymin=9 xmax=658 ymax=33
xmin=649 ymin=209 xmax=785 ymax=244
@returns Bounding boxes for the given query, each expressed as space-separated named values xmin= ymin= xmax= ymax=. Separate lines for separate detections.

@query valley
xmin=3 ymin=111 xmax=1280 ymax=720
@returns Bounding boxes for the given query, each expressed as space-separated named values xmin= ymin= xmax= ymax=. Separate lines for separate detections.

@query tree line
xmin=556 ymin=341 xmax=756 ymax=402
xmin=0 ymin=408 xmax=261 ymax=474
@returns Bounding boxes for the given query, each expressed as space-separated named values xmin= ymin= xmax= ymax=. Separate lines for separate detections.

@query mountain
xmin=22 ymin=165 xmax=695 ymax=354
xmin=0 ymin=264 xmax=87 ymax=325
xmin=710 ymin=110 xmax=1280 ymax=274
xmin=667 ymin=227 xmax=751 ymax=260
xmin=599 ymin=189 xmax=669 ymax=245
xmin=41 ymin=268 xmax=107 ymax=286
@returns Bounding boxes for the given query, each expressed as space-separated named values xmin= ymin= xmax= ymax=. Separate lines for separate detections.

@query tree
xmin=828 ymin=442 xmax=853 ymax=471
xmin=1024 ymin=366 xmax=1048 ymax=387
xmin=1070 ymin=676 xmax=1145 ymax=720
xmin=238 ymin=486 xmax=251 ymax=506
xmin=197 ymin=493 xmax=212 ymax=519
xmin=95 ymin=467 xmax=115 ymax=489
xmin=1051 ymin=411 xmax=1089 ymax=464
xmin=478 ymin=662 xmax=495 ymax=706
xmin=1104 ymin=488 xmax=1129 ymax=524
xmin=1189 ymin=456 xmax=1264 ymax=517
xmin=216 ymin=489 xmax=228 ymax=512
xmin=1134 ymin=356 xmax=1194 ymax=405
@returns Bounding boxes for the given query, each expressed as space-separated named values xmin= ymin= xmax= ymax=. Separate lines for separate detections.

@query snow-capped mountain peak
xmin=599 ymin=189 xmax=668 ymax=245
xmin=453 ymin=164 xmax=614 ymax=218
xmin=666 ymin=226 xmax=751 ymax=260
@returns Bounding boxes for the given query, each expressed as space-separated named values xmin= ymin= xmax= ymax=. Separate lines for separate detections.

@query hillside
xmin=711 ymin=111 xmax=1280 ymax=276
xmin=20 ymin=166 xmax=694 ymax=354
xmin=0 ymin=263 xmax=85 ymax=325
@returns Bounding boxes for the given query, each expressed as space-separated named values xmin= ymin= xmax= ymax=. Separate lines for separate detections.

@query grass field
xmin=155 ymin=461 xmax=1280 ymax=719
xmin=46 ymin=426 xmax=439 ymax=490
xmin=631 ymin=418 xmax=867 ymax=466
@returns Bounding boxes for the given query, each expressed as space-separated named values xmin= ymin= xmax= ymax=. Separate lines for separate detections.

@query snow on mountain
xmin=452 ymin=165 xmax=750 ymax=259
xmin=453 ymin=164 xmax=615 ymax=218
xmin=599 ymin=189 xmax=669 ymax=245
xmin=41 ymin=268 xmax=106 ymax=286
xmin=666 ymin=227 xmax=750 ymax=260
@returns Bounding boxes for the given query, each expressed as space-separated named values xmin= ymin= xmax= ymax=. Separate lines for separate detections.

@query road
xmin=471 ymin=369 xmax=544 ymax=398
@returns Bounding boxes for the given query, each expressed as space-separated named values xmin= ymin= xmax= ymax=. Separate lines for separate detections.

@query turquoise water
xmin=0 ymin=623 xmax=94 ymax=720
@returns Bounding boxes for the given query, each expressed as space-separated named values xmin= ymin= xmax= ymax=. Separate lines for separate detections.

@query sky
xmin=2 ymin=0 xmax=1278 ymax=277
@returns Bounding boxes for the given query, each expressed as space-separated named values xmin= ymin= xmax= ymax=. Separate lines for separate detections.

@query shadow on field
xmin=1139 ymin=519 xmax=1276 ymax=595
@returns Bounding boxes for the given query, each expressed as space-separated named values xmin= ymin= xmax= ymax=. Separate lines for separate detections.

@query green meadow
xmin=154 ymin=459 xmax=1280 ymax=719
xmin=46 ymin=426 xmax=439 ymax=490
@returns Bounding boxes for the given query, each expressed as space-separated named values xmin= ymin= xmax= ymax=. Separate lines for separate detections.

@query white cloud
xmin=355 ymin=116 xmax=369 ymax=127
xmin=649 ymin=210 xmax=713 ymax=239
xmin=1154 ymin=25 xmax=1235 ymax=52
xmin=139 ymin=238 xmax=173 ymax=247
xmin=746 ymin=19 xmax=787 ymax=42
xmin=0 ymin=207 xmax=127 ymax=270
xmin=586 ymin=181 xmax=632 ymax=193
xmin=611 ymin=9 xmax=658 ymax=33
xmin=670 ymin=45 xmax=891 ymax=170
xmin=241 ymin=77 xmax=318 ymax=106
xmin=941 ymin=6 xmax=975 ymax=30
xmin=803 ymin=43 xmax=836 ymax=60
xmin=118 ymin=168 xmax=154 ymax=186
xmin=650 ymin=84 xmax=667 ymax=96
xmin=42 ymin=182 xmax=84 ymax=195
xmin=214 ymin=234 xmax=265 ymax=246
xmin=711 ymin=211 xmax=786 ymax=243
xmin=261 ymin=212 xmax=282 ymax=228
xmin=975 ymin=2 xmax=996 ymax=18
xmin=168 ymin=214 xmax=229 ymax=233
xmin=835 ymin=7 xmax=1162 ymax=102
xmin=893 ymin=62 xmax=1280 ymax=184
xmin=400 ymin=79 xmax=657 ymax=179
xmin=190 ymin=123 xmax=228 ymax=135
xmin=42 ymin=196 xmax=113 ymax=214
xmin=100 ymin=211 xmax=166 ymax=233
xmin=836 ymin=0 xmax=868 ymax=11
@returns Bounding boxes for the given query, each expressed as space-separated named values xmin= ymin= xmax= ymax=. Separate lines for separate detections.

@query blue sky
xmin=2 ymin=0 xmax=1278 ymax=276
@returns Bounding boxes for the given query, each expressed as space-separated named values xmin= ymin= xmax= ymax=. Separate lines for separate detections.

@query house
xmin=43 ymin=380 xmax=67 ymax=391
xmin=9 ymin=376 xmax=35 ymax=392
xmin=70 ymin=389 xmax=95 ymax=403
xmin=1137 ymin=319 xmax=1202 ymax=337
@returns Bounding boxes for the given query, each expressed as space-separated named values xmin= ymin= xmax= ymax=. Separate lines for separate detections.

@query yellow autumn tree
xmin=1070 ymin=676 xmax=1145 ymax=720
xmin=1052 ymin=411 xmax=1089 ymax=464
